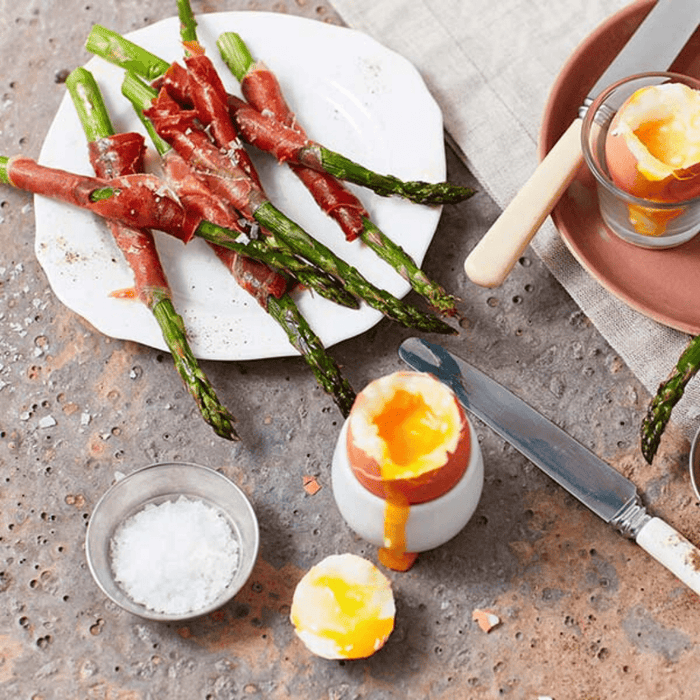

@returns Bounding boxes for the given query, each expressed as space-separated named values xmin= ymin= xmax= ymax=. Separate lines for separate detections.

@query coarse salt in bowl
xmin=85 ymin=462 xmax=259 ymax=621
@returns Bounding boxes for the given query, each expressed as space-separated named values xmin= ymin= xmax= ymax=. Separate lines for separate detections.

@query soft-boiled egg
xmin=605 ymin=82 xmax=700 ymax=204
xmin=290 ymin=553 xmax=395 ymax=659
xmin=345 ymin=371 xmax=471 ymax=571
xmin=346 ymin=371 xmax=470 ymax=504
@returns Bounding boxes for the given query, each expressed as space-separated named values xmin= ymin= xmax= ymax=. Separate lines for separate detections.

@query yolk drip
xmin=627 ymin=203 xmax=684 ymax=236
xmin=377 ymin=483 xmax=418 ymax=571
xmin=374 ymin=389 xmax=444 ymax=571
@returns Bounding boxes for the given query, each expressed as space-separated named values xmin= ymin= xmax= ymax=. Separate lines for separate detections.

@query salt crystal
xmin=110 ymin=496 xmax=240 ymax=615
xmin=38 ymin=415 xmax=57 ymax=429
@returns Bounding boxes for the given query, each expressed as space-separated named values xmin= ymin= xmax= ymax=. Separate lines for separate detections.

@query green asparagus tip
xmin=317 ymin=146 xmax=476 ymax=205
xmin=404 ymin=181 xmax=476 ymax=206
xmin=267 ymin=294 xmax=356 ymax=417
xmin=639 ymin=333 xmax=700 ymax=464
xmin=152 ymin=299 xmax=240 ymax=441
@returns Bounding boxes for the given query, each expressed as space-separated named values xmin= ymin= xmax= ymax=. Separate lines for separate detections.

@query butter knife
xmin=399 ymin=337 xmax=700 ymax=596
xmin=464 ymin=0 xmax=700 ymax=288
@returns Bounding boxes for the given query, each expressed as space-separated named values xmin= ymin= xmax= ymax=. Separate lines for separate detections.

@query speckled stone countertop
xmin=1 ymin=1 xmax=699 ymax=698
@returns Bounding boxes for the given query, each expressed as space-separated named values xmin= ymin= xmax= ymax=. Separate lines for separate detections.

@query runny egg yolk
xmin=290 ymin=553 xmax=395 ymax=660
xmin=374 ymin=389 xmax=449 ymax=477
xmin=605 ymin=82 xmax=700 ymax=235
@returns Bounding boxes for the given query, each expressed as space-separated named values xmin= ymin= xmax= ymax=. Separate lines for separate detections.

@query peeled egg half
xmin=290 ymin=553 xmax=395 ymax=660
xmin=346 ymin=371 xmax=470 ymax=504
xmin=605 ymin=82 xmax=700 ymax=203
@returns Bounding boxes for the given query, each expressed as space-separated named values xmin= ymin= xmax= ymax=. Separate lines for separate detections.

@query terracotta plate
xmin=539 ymin=0 xmax=700 ymax=335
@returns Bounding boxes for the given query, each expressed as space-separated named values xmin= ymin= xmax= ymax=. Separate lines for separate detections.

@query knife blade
xmin=464 ymin=0 xmax=700 ymax=288
xmin=399 ymin=337 xmax=700 ymax=596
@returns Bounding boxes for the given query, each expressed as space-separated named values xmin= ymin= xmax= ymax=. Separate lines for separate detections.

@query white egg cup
xmin=331 ymin=416 xmax=484 ymax=553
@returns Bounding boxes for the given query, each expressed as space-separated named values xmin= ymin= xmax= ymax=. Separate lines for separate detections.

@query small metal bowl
xmin=691 ymin=427 xmax=700 ymax=501
xmin=85 ymin=462 xmax=259 ymax=622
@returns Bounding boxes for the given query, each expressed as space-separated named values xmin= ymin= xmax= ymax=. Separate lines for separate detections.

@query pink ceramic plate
xmin=539 ymin=0 xmax=700 ymax=335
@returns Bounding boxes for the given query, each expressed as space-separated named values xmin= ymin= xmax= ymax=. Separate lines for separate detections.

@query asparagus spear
xmin=124 ymin=71 xmax=357 ymax=415
xmin=218 ymin=31 xmax=459 ymax=316
xmin=640 ymin=334 xmax=700 ymax=464
xmin=266 ymin=293 xmax=356 ymax=416
xmin=126 ymin=72 xmax=456 ymax=336
xmin=195 ymin=223 xmax=358 ymax=309
xmin=85 ymin=24 xmax=473 ymax=205
xmin=65 ymin=67 xmax=239 ymax=441
xmin=253 ymin=199 xmax=455 ymax=334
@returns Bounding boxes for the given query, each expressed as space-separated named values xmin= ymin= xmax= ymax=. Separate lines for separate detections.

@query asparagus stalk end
xmin=217 ymin=32 xmax=254 ymax=82
xmin=86 ymin=24 xmax=170 ymax=81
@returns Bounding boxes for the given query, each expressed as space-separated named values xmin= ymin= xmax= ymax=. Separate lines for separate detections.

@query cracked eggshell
xmin=345 ymin=371 xmax=471 ymax=504
xmin=605 ymin=82 xmax=700 ymax=203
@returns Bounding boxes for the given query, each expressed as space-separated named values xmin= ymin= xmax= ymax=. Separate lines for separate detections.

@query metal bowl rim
xmin=690 ymin=428 xmax=700 ymax=501
xmin=85 ymin=461 xmax=259 ymax=622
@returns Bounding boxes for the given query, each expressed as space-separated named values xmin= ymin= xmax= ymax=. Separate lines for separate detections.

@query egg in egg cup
xmin=581 ymin=71 xmax=700 ymax=249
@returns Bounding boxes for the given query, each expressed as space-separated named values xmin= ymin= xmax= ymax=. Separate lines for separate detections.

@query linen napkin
xmin=327 ymin=0 xmax=700 ymax=442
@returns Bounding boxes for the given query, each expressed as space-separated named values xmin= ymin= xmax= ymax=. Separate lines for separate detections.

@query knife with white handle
xmin=464 ymin=0 xmax=700 ymax=288
xmin=399 ymin=337 xmax=700 ymax=596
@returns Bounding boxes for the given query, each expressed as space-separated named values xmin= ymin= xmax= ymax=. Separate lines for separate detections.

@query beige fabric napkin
xmin=327 ymin=0 xmax=700 ymax=441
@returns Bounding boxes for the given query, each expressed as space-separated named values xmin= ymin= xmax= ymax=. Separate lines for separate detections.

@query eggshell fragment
xmin=290 ymin=553 xmax=395 ymax=660
xmin=302 ymin=475 xmax=321 ymax=495
xmin=346 ymin=371 xmax=471 ymax=504
xmin=472 ymin=608 xmax=501 ymax=633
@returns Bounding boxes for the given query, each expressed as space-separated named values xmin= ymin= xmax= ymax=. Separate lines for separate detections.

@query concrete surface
xmin=1 ymin=1 xmax=700 ymax=698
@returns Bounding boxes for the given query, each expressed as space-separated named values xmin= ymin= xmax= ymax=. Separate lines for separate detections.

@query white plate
xmin=35 ymin=12 xmax=446 ymax=360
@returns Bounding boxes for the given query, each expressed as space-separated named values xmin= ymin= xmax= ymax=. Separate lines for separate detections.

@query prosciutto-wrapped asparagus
xmin=124 ymin=77 xmax=357 ymax=415
xmin=217 ymin=31 xmax=459 ymax=316
xmin=131 ymin=70 xmax=455 ymax=335
xmin=86 ymin=24 xmax=473 ymax=206
xmin=66 ymin=67 xmax=239 ymax=441
xmin=85 ymin=23 xmax=462 ymax=315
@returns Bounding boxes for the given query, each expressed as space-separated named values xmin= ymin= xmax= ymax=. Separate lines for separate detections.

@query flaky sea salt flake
xmin=38 ymin=415 xmax=56 ymax=429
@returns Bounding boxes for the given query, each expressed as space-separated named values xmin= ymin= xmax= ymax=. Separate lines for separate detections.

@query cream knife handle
xmin=636 ymin=517 xmax=700 ymax=596
xmin=464 ymin=118 xmax=584 ymax=288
